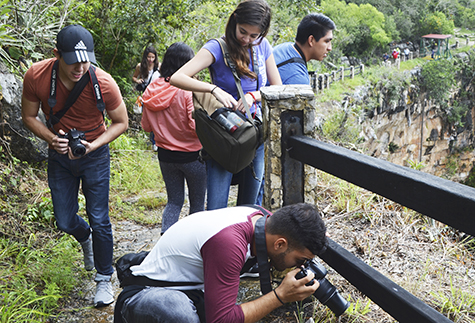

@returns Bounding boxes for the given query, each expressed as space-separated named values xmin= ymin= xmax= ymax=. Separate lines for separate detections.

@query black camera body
xmin=62 ymin=129 xmax=86 ymax=157
xmin=135 ymin=82 xmax=146 ymax=92
xmin=295 ymin=259 xmax=349 ymax=316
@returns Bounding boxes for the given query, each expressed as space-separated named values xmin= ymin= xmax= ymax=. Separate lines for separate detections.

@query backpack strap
xmin=277 ymin=43 xmax=307 ymax=68
xmin=277 ymin=56 xmax=306 ymax=68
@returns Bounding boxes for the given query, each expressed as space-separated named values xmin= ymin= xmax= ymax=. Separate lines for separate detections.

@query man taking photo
xmin=114 ymin=203 xmax=328 ymax=323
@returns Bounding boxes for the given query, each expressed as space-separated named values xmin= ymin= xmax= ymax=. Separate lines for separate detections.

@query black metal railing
xmin=284 ymin=135 xmax=475 ymax=323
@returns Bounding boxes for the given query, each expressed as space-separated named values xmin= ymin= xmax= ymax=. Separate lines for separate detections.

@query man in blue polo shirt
xmin=273 ymin=13 xmax=335 ymax=85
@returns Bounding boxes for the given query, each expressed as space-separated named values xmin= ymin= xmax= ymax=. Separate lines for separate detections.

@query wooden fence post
xmin=340 ymin=66 xmax=344 ymax=81
xmin=260 ymin=85 xmax=317 ymax=210
xmin=350 ymin=66 xmax=354 ymax=79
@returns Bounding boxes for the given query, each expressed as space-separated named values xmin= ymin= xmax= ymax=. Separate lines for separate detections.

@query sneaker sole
xmin=94 ymin=298 xmax=114 ymax=308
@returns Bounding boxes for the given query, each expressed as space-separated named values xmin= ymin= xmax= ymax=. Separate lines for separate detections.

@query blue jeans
xmin=48 ymin=145 xmax=113 ymax=276
xmin=121 ymin=287 xmax=200 ymax=323
xmin=206 ymin=143 xmax=264 ymax=210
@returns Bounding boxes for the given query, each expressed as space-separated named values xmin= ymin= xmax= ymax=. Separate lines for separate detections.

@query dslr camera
xmin=61 ymin=129 xmax=86 ymax=157
xmin=295 ymin=259 xmax=349 ymax=316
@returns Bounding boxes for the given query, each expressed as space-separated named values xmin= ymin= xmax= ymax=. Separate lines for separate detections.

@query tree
xmin=321 ymin=0 xmax=391 ymax=57
xmin=419 ymin=11 xmax=455 ymax=36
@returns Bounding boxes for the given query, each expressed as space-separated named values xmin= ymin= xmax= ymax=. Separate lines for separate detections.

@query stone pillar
xmin=260 ymin=85 xmax=317 ymax=211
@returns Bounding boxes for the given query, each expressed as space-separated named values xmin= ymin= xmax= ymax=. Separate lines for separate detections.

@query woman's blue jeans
xmin=47 ymin=145 xmax=113 ymax=276
xmin=206 ymin=143 xmax=264 ymax=210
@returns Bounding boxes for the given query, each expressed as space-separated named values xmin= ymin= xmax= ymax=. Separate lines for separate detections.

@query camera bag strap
xmin=47 ymin=60 xmax=105 ymax=132
xmin=216 ymin=38 xmax=258 ymax=125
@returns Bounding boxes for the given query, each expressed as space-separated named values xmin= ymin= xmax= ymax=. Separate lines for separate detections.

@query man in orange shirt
xmin=21 ymin=25 xmax=128 ymax=307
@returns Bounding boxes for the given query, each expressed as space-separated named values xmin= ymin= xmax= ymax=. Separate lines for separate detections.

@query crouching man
xmin=114 ymin=203 xmax=328 ymax=323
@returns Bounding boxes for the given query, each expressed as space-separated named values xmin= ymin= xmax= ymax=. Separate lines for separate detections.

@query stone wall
xmin=260 ymin=84 xmax=319 ymax=212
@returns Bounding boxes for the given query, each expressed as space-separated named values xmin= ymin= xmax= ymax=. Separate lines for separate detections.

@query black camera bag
xmin=192 ymin=104 xmax=261 ymax=174
xmin=192 ymin=38 xmax=262 ymax=174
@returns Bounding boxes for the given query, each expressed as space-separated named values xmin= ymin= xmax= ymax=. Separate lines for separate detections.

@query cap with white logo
xmin=56 ymin=25 xmax=96 ymax=65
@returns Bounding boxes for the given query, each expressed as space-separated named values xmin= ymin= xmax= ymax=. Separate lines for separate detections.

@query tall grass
xmin=109 ymin=131 xmax=166 ymax=223
xmin=0 ymin=234 xmax=81 ymax=322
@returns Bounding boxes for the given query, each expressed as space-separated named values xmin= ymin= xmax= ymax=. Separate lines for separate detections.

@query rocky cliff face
xmin=0 ymin=63 xmax=48 ymax=163
xmin=317 ymin=61 xmax=474 ymax=184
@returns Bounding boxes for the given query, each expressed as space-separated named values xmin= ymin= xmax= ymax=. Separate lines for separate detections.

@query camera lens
xmin=295 ymin=259 xmax=349 ymax=316
xmin=314 ymin=278 xmax=349 ymax=316
xmin=71 ymin=145 xmax=86 ymax=157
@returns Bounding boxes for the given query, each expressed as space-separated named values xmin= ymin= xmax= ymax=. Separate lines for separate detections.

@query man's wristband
xmin=273 ymin=289 xmax=285 ymax=305
xmin=210 ymin=85 xmax=218 ymax=95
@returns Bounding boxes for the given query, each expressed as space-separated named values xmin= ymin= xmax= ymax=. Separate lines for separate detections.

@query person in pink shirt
xmin=141 ymin=42 xmax=206 ymax=234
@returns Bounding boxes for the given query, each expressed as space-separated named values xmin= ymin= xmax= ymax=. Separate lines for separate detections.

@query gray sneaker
xmin=80 ymin=234 xmax=94 ymax=271
xmin=94 ymin=274 xmax=114 ymax=307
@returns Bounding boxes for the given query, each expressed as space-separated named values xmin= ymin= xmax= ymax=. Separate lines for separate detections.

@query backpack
xmin=115 ymin=251 xmax=150 ymax=288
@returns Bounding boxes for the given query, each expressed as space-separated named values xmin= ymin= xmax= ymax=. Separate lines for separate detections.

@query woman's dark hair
xmin=139 ymin=45 xmax=159 ymax=78
xmin=160 ymin=42 xmax=195 ymax=81
xmin=266 ymin=203 xmax=328 ymax=256
xmin=224 ymin=0 xmax=271 ymax=80
xmin=295 ymin=13 xmax=335 ymax=44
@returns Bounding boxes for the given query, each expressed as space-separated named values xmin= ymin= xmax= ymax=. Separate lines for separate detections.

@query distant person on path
xmin=272 ymin=13 xmax=335 ymax=85
xmin=141 ymin=42 xmax=206 ymax=235
xmin=132 ymin=45 xmax=161 ymax=92
xmin=382 ymin=52 xmax=389 ymax=62
xmin=392 ymin=49 xmax=399 ymax=59
xmin=114 ymin=203 xmax=328 ymax=323
xmin=132 ymin=45 xmax=161 ymax=151
xmin=21 ymin=25 xmax=128 ymax=307
xmin=404 ymin=47 xmax=410 ymax=60
xmin=170 ymin=0 xmax=282 ymax=210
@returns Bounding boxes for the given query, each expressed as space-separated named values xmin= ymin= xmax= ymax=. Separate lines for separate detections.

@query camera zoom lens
xmin=314 ymin=279 xmax=349 ymax=316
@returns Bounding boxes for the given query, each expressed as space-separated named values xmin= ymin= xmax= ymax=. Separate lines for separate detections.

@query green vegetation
xmin=109 ymin=132 xmax=166 ymax=223
xmin=0 ymin=233 xmax=82 ymax=322
xmin=322 ymin=0 xmax=392 ymax=57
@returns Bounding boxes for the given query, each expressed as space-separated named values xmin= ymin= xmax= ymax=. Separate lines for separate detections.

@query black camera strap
xmin=255 ymin=215 xmax=272 ymax=294
xmin=47 ymin=59 xmax=105 ymax=133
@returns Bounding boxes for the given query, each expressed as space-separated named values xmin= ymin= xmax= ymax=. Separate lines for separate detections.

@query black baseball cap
xmin=56 ymin=25 xmax=96 ymax=65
